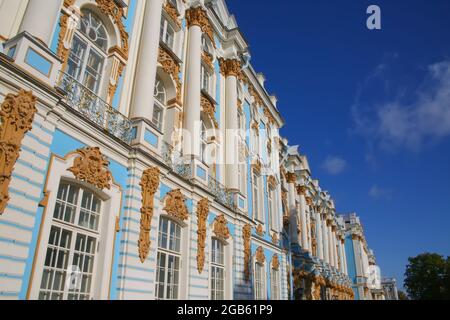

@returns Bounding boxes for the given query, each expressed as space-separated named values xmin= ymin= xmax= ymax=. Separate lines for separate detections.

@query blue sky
xmin=226 ymin=0 xmax=450 ymax=290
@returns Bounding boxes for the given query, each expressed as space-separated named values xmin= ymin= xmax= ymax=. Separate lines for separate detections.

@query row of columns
xmin=286 ymin=173 xmax=348 ymax=275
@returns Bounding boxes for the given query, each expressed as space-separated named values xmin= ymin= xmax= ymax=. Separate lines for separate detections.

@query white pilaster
xmin=287 ymin=174 xmax=299 ymax=245
xmin=299 ymin=194 xmax=309 ymax=251
xmin=130 ymin=0 xmax=163 ymax=120
xmin=19 ymin=0 xmax=62 ymax=46
xmin=322 ymin=215 xmax=329 ymax=264
xmin=316 ymin=212 xmax=324 ymax=260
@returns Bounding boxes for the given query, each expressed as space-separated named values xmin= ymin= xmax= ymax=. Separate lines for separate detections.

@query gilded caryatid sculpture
xmin=0 ymin=90 xmax=37 ymax=214
xmin=138 ymin=167 xmax=160 ymax=263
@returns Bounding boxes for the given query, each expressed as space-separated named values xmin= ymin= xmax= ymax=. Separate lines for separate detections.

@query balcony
xmin=57 ymin=72 xmax=133 ymax=144
xmin=162 ymin=142 xmax=237 ymax=211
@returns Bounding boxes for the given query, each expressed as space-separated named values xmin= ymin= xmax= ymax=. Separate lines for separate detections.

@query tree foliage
xmin=404 ymin=253 xmax=450 ymax=300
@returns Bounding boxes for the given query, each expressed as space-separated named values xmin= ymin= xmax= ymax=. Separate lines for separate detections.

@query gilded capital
xmin=285 ymin=172 xmax=297 ymax=184
xmin=218 ymin=58 xmax=242 ymax=78
xmin=185 ymin=6 xmax=214 ymax=42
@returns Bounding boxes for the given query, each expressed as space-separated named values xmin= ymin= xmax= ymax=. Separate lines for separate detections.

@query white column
xmin=332 ymin=228 xmax=338 ymax=268
xmin=338 ymin=237 xmax=344 ymax=273
xmin=316 ymin=212 xmax=324 ymax=260
xmin=223 ymin=61 xmax=240 ymax=191
xmin=322 ymin=216 xmax=329 ymax=264
xmin=299 ymin=194 xmax=309 ymax=251
xmin=130 ymin=0 xmax=163 ymax=120
xmin=19 ymin=0 xmax=62 ymax=46
xmin=287 ymin=174 xmax=299 ymax=245
xmin=182 ymin=8 xmax=203 ymax=157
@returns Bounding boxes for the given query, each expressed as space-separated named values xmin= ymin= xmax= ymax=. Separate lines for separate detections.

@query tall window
xmin=153 ymin=75 xmax=166 ymax=131
xmin=254 ymin=262 xmax=266 ymax=300
xmin=155 ymin=217 xmax=182 ymax=300
xmin=160 ymin=17 xmax=175 ymax=50
xmin=210 ymin=238 xmax=225 ymax=300
xmin=270 ymin=268 xmax=280 ymax=300
xmin=201 ymin=64 xmax=211 ymax=93
xmin=200 ymin=120 xmax=208 ymax=163
xmin=67 ymin=10 xmax=107 ymax=94
xmin=268 ymin=187 xmax=275 ymax=230
xmin=39 ymin=182 xmax=102 ymax=300
xmin=252 ymin=172 xmax=260 ymax=221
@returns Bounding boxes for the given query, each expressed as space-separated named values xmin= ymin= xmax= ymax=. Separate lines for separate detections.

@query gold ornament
xmin=68 ymin=147 xmax=112 ymax=190
xmin=0 ymin=90 xmax=37 ymax=214
xmin=138 ymin=167 xmax=160 ymax=263
xmin=243 ymin=223 xmax=252 ymax=282
xmin=213 ymin=214 xmax=230 ymax=241
xmin=163 ymin=189 xmax=189 ymax=221
xmin=196 ymin=198 xmax=209 ymax=273
xmin=255 ymin=246 xmax=266 ymax=264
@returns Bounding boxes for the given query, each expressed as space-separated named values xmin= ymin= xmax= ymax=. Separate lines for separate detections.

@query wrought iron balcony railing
xmin=162 ymin=142 xmax=237 ymax=211
xmin=57 ymin=72 xmax=133 ymax=144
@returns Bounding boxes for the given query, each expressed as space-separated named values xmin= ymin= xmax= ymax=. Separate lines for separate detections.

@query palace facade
xmin=0 ymin=0 xmax=394 ymax=300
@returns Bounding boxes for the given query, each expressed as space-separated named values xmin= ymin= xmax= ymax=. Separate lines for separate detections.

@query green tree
xmin=404 ymin=253 xmax=446 ymax=300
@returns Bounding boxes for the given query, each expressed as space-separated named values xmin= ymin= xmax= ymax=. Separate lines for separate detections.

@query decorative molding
xmin=255 ymin=246 xmax=266 ymax=264
xmin=263 ymin=107 xmax=276 ymax=127
xmin=285 ymin=172 xmax=297 ymax=184
xmin=272 ymin=254 xmax=279 ymax=271
xmin=202 ymin=51 xmax=214 ymax=69
xmin=267 ymin=175 xmax=277 ymax=188
xmin=256 ymin=224 xmax=264 ymax=237
xmin=158 ymin=46 xmax=182 ymax=104
xmin=164 ymin=2 xmax=181 ymax=28
xmin=249 ymin=84 xmax=263 ymax=107
xmin=163 ymin=189 xmax=189 ymax=221
xmin=305 ymin=197 xmax=313 ymax=206
xmin=196 ymin=198 xmax=209 ymax=273
xmin=213 ymin=214 xmax=230 ymax=241
xmin=68 ymin=147 xmax=112 ymax=190
xmin=251 ymin=120 xmax=259 ymax=135
xmin=243 ymin=223 xmax=252 ymax=282
xmin=0 ymin=90 xmax=37 ymax=214
xmin=252 ymin=159 xmax=262 ymax=174
xmin=271 ymin=232 xmax=279 ymax=245
xmin=267 ymin=139 xmax=272 ymax=155
xmin=185 ymin=6 xmax=215 ymax=44
xmin=296 ymin=185 xmax=307 ymax=196
xmin=201 ymin=93 xmax=218 ymax=128
xmin=138 ymin=167 xmax=160 ymax=263
xmin=218 ymin=58 xmax=242 ymax=78
xmin=95 ymin=0 xmax=129 ymax=58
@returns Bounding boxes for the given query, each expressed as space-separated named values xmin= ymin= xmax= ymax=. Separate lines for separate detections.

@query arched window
xmin=155 ymin=217 xmax=182 ymax=300
xmin=67 ymin=9 xmax=108 ymax=94
xmin=210 ymin=238 xmax=225 ymax=300
xmin=38 ymin=182 xmax=102 ymax=300
xmin=152 ymin=75 xmax=166 ymax=131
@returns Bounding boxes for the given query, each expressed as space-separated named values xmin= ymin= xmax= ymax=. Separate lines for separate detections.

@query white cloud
xmin=322 ymin=156 xmax=347 ymax=175
xmin=353 ymin=59 xmax=450 ymax=152
xmin=369 ymin=185 xmax=393 ymax=200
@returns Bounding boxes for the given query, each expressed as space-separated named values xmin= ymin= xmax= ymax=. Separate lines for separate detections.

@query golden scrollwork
xmin=271 ymin=232 xmax=279 ymax=245
xmin=252 ymin=158 xmax=262 ymax=174
xmin=255 ymin=246 xmax=266 ymax=264
xmin=185 ymin=6 xmax=215 ymax=44
xmin=201 ymin=93 xmax=218 ymax=129
xmin=213 ymin=214 xmax=230 ymax=241
xmin=138 ymin=167 xmax=160 ymax=263
xmin=305 ymin=197 xmax=313 ymax=206
xmin=218 ymin=58 xmax=242 ymax=78
xmin=158 ymin=46 xmax=182 ymax=104
xmin=285 ymin=172 xmax=297 ymax=184
xmin=296 ymin=185 xmax=307 ymax=196
xmin=263 ymin=107 xmax=276 ymax=127
xmin=272 ymin=254 xmax=280 ymax=271
xmin=95 ymin=0 xmax=129 ymax=57
xmin=256 ymin=224 xmax=264 ymax=237
xmin=243 ymin=223 xmax=252 ymax=282
xmin=267 ymin=139 xmax=272 ymax=155
xmin=249 ymin=84 xmax=264 ymax=107
xmin=164 ymin=1 xmax=181 ymax=28
xmin=163 ymin=189 xmax=189 ymax=221
xmin=0 ymin=90 xmax=37 ymax=214
xmin=68 ymin=147 xmax=112 ymax=190
xmin=251 ymin=120 xmax=259 ymax=136
xmin=196 ymin=198 xmax=209 ymax=274
xmin=267 ymin=175 xmax=277 ymax=188
xmin=202 ymin=51 xmax=214 ymax=69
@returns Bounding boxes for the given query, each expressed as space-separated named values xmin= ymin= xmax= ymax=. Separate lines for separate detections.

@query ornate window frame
xmin=28 ymin=150 xmax=123 ymax=300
